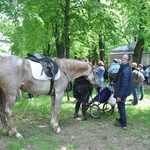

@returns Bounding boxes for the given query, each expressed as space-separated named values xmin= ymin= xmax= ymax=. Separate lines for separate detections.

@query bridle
xmin=86 ymin=64 xmax=98 ymax=85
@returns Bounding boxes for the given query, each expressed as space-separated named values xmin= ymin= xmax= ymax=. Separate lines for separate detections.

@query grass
xmin=0 ymin=84 xmax=150 ymax=150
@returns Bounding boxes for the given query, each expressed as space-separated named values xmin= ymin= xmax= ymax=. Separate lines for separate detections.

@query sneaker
xmin=139 ymin=98 xmax=143 ymax=100
xmin=82 ymin=117 xmax=87 ymax=121
xmin=133 ymin=103 xmax=138 ymax=106
xmin=131 ymin=102 xmax=138 ymax=106
xmin=114 ymin=122 xmax=127 ymax=130
xmin=73 ymin=113 xmax=78 ymax=119
xmin=122 ymin=126 xmax=127 ymax=130
xmin=130 ymin=102 xmax=134 ymax=105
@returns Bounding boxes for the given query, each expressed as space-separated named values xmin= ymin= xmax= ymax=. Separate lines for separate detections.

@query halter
xmin=86 ymin=64 xmax=98 ymax=86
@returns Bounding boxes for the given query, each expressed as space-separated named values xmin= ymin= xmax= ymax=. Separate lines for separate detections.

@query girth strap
xmin=48 ymin=79 xmax=54 ymax=95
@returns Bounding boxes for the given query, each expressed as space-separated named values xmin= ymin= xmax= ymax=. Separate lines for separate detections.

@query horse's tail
xmin=0 ymin=88 xmax=6 ymax=122
xmin=0 ymin=88 xmax=10 ymax=135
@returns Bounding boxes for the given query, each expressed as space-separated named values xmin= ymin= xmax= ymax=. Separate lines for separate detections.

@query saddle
xmin=27 ymin=53 xmax=58 ymax=79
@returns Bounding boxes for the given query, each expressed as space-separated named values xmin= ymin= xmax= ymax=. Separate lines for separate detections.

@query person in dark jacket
xmin=112 ymin=54 xmax=132 ymax=129
xmin=73 ymin=57 xmax=93 ymax=121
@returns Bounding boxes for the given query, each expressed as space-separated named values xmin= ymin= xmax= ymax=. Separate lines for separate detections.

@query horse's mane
xmin=55 ymin=58 xmax=90 ymax=73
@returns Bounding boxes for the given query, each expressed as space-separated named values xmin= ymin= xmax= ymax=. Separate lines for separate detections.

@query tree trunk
xmin=64 ymin=0 xmax=70 ymax=58
xmin=56 ymin=42 xmax=65 ymax=58
xmin=93 ymin=46 xmax=98 ymax=64
xmin=133 ymin=2 xmax=146 ymax=64
xmin=44 ymin=43 xmax=51 ymax=56
xmin=133 ymin=38 xmax=144 ymax=64
xmin=54 ymin=23 xmax=65 ymax=58
xmin=98 ymin=34 xmax=105 ymax=62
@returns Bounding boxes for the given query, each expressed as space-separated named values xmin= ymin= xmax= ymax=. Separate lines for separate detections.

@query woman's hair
xmin=131 ymin=62 xmax=137 ymax=68
xmin=98 ymin=61 xmax=104 ymax=66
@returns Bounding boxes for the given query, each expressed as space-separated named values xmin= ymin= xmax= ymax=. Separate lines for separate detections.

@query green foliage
xmin=1 ymin=0 xmax=150 ymax=60
xmin=0 ymin=0 xmax=120 ymax=58
xmin=115 ymin=0 xmax=150 ymax=51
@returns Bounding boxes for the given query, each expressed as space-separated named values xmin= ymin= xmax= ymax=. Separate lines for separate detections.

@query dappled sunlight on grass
xmin=14 ymin=95 xmax=51 ymax=123
xmin=1 ymin=84 xmax=149 ymax=150
xmin=126 ymin=104 xmax=150 ymax=127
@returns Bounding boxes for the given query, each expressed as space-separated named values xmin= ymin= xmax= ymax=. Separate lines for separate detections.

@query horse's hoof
xmin=56 ymin=127 xmax=61 ymax=134
xmin=53 ymin=126 xmax=61 ymax=134
xmin=8 ymin=130 xmax=23 ymax=138
xmin=16 ymin=132 xmax=23 ymax=138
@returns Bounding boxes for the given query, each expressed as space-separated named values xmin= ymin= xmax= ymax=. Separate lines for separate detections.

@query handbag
xmin=107 ymin=93 xmax=116 ymax=106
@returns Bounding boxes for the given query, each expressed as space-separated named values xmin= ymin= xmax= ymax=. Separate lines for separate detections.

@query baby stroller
xmin=87 ymin=86 xmax=115 ymax=119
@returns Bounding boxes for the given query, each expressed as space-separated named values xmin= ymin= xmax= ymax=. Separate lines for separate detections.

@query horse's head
xmin=86 ymin=64 xmax=100 ymax=87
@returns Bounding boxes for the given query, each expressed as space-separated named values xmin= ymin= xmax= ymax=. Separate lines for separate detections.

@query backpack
xmin=73 ymin=77 xmax=93 ymax=99
xmin=133 ymin=70 xmax=145 ymax=85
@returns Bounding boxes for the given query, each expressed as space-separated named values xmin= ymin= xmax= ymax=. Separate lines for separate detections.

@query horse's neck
xmin=65 ymin=66 xmax=91 ymax=81
xmin=56 ymin=58 xmax=91 ymax=81
xmin=72 ymin=70 xmax=90 ymax=80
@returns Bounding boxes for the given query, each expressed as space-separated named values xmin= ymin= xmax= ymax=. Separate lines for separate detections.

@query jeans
xmin=118 ymin=97 xmax=127 ymax=126
xmin=145 ymin=77 xmax=149 ymax=85
xmin=132 ymin=84 xmax=138 ymax=104
xmin=139 ymin=83 xmax=144 ymax=100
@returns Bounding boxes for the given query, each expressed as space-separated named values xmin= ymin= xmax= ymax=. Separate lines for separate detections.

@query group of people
xmin=73 ymin=54 xmax=149 ymax=130
xmin=108 ymin=59 xmax=149 ymax=105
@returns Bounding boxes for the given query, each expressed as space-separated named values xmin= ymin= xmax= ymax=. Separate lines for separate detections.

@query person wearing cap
xmin=138 ymin=64 xmax=145 ymax=100
xmin=108 ymin=59 xmax=120 ymax=83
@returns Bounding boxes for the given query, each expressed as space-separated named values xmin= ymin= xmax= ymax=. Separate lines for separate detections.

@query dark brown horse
xmin=0 ymin=55 xmax=99 ymax=138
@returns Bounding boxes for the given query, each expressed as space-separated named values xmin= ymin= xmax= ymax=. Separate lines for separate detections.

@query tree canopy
xmin=0 ymin=0 xmax=150 ymax=64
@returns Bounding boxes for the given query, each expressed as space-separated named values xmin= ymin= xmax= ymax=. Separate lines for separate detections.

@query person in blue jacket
xmin=112 ymin=54 xmax=132 ymax=129
xmin=108 ymin=59 xmax=120 ymax=83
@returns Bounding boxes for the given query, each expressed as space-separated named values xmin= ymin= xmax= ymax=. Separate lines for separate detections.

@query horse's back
xmin=0 ymin=55 xmax=24 ymax=92
xmin=0 ymin=55 xmax=23 ymax=67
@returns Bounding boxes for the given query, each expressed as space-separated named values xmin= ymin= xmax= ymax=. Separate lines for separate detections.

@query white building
xmin=0 ymin=33 xmax=11 ymax=57
xmin=108 ymin=44 xmax=150 ymax=66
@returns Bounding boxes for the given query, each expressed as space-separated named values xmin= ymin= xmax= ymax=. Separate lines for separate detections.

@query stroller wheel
xmin=103 ymin=102 xmax=115 ymax=115
xmin=90 ymin=104 xmax=101 ymax=119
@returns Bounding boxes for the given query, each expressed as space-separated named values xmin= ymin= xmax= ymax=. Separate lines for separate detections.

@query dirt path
xmin=50 ymin=95 xmax=150 ymax=150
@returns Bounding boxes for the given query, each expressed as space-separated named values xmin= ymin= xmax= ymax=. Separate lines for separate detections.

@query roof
xmin=109 ymin=44 xmax=135 ymax=55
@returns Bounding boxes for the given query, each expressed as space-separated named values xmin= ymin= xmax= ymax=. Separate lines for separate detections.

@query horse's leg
xmin=0 ymin=92 xmax=9 ymax=135
xmin=50 ymin=92 xmax=64 ymax=133
xmin=5 ymin=95 xmax=23 ymax=138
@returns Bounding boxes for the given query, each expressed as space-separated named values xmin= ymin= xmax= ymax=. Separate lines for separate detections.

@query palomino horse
xmin=0 ymin=55 xmax=99 ymax=138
